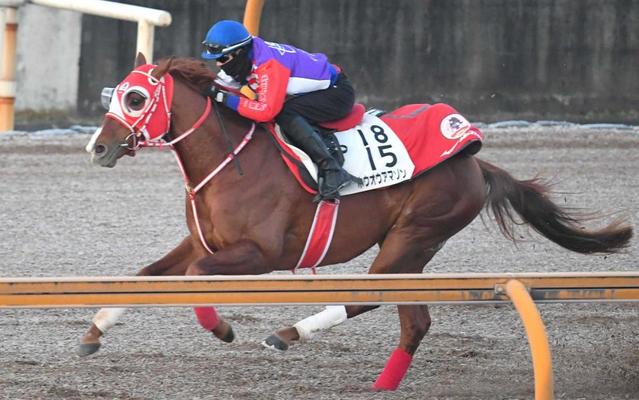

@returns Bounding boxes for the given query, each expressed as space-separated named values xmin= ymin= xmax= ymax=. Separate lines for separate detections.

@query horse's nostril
xmin=95 ymin=144 xmax=107 ymax=155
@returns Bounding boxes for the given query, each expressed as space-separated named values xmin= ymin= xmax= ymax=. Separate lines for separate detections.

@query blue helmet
xmin=201 ymin=20 xmax=252 ymax=60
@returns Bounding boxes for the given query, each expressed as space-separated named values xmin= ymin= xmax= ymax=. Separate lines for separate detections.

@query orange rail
xmin=1 ymin=271 xmax=637 ymax=400
xmin=1 ymin=272 xmax=637 ymax=308
xmin=505 ymin=280 xmax=554 ymax=400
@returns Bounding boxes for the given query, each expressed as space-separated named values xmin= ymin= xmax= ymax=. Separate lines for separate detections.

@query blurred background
xmin=2 ymin=0 xmax=638 ymax=129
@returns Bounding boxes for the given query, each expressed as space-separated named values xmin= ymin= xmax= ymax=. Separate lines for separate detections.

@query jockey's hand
xmin=209 ymin=87 xmax=228 ymax=103
xmin=208 ymin=87 xmax=240 ymax=111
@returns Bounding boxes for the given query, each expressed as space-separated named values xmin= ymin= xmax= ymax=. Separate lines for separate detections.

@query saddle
xmin=319 ymin=103 xmax=366 ymax=131
xmin=313 ymin=103 xmax=366 ymax=166
xmin=269 ymin=102 xmax=484 ymax=198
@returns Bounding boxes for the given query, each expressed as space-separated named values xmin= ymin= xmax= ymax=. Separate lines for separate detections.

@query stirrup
xmin=313 ymin=175 xmax=351 ymax=202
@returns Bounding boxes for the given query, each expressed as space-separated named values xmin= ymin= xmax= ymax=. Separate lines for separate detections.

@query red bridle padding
xmin=105 ymin=64 xmax=174 ymax=141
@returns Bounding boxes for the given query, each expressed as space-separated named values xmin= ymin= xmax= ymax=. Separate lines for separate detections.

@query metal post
xmin=136 ymin=20 xmax=153 ymax=63
xmin=243 ymin=0 xmax=264 ymax=35
xmin=505 ymin=279 xmax=554 ymax=400
xmin=29 ymin=0 xmax=171 ymax=26
xmin=29 ymin=0 xmax=171 ymax=64
xmin=0 ymin=7 xmax=17 ymax=131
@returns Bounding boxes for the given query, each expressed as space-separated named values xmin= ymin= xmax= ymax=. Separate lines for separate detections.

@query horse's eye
xmin=126 ymin=92 xmax=147 ymax=111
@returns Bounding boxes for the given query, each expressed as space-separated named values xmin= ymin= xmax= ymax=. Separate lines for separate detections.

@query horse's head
xmin=86 ymin=53 xmax=175 ymax=167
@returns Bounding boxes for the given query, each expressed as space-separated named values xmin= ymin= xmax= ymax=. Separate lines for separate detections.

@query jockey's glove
xmin=208 ymin=87 xmax=240 ymax=111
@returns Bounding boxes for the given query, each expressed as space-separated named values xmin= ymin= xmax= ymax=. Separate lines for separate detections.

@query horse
xmin=82 ymin=54 xmax=633 ymax=391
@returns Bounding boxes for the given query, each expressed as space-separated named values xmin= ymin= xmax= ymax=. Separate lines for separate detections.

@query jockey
xmin=201 ymin=19 xmax=355 ymax=201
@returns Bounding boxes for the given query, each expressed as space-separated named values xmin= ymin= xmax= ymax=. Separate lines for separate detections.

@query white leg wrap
xmin=92 ymin=307 xmax=126 ymax=333
xmin=294 ymin=305 xmax=347 ymax=341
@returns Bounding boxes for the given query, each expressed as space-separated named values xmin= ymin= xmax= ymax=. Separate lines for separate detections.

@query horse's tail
xmin=476 ymin=158 xmax=633 ymax=254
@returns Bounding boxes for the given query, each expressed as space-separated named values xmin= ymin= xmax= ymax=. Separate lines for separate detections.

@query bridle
xmin=104 ymin=67 xmax=256 ymax=254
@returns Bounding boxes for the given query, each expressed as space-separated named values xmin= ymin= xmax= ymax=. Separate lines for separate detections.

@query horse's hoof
xmin=212 ymin=321 xmax=235 ymax=343
xmin=77 ymin=342 xmax=101 ymax=357
xmin=219 ymin=326 xmax=235 ymax=343
xmin=261 ymin=334 xmax=289 ymax=351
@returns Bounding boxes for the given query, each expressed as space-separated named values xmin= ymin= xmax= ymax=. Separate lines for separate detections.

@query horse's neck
xmin=171 ymin=100 xmax=254 ymax=187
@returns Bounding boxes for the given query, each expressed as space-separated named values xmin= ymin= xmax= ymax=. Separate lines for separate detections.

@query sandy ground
xmin=0 ymin=126 xmax=638 ymax=400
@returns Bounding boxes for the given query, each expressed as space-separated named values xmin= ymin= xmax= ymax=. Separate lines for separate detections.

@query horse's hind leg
xmin=370 ymin=161 xmax=486 ymax=390
xmin=262 ymin=240 xmax=444 ymax=351
xmin=372 ymin=304 xmax=431 ymax=391
xmin=266 ymin=157 xmax=486 ymax=391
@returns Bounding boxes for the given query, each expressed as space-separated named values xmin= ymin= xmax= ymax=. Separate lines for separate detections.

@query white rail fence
xmin=0 ymin=0 xmax=172 ymax=131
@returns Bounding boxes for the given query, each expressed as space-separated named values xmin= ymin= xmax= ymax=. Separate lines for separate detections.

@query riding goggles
xmin=201 ymin=36 xmax=252 ymax=60
xmin=215 ymin=53 xmax=232 ymax=64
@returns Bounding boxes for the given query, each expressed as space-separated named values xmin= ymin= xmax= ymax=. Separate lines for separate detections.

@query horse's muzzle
xmin=89 ymin=143 xmax=119 ymax=168
xmin=85 ymin=127 xmax=131 ymax=167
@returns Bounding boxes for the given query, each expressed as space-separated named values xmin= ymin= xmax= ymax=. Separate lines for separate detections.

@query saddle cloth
xmin=268 ymin=103 xmax=483 ymax=196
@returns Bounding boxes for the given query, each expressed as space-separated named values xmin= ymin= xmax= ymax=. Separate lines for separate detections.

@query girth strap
xmin=294 ymin=199 xmax=340 ymax=273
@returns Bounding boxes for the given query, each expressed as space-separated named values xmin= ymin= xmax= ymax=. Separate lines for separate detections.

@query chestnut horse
xmin=82 ymin=55 xmax=632 ymax=391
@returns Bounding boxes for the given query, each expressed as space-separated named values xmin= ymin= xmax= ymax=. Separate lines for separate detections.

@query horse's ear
xmin=152 ymin=57 xmax=174 ymax=79
xmin=134 ymin=52 xmax=147 ymax=68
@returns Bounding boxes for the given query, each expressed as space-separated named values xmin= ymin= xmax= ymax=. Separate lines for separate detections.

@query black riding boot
xmin=282 ymin=115 xmax=353 ymax=201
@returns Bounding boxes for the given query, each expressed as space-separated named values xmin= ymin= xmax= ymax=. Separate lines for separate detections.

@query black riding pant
xmin=275 ymin=73 xmax=355 ymax=127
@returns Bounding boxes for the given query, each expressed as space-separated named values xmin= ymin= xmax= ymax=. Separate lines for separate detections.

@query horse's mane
xmin=161 ymin=57 xmax=217 ymax=95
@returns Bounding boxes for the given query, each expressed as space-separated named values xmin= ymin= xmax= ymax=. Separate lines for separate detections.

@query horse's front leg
xmin=185 ymin=239 xmax=274 ymax=276
xmin=185 ymin=239 xmax=273 ymax=336
xmin=78 ymin=236 xmax=210 ymax=356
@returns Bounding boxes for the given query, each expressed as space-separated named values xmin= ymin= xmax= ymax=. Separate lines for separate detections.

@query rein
xmin=213 ymin=100 xmax=244 ymax=176
xmin=137 ymin=96 xmax=256 ymax=254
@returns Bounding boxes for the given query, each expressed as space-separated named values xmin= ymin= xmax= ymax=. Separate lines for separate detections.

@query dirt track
xmin=0 ymin=126 xmax=638 ymax=400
